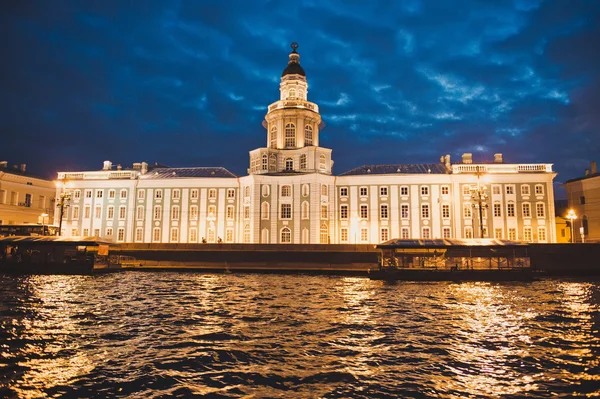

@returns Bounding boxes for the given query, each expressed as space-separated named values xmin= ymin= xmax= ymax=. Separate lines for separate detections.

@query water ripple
xmin=1 ymin=273 xmax=599 ymax=398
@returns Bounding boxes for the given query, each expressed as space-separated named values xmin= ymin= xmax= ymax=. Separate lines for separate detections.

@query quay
xmin=111 ymin=241 xmax=600 ymax=278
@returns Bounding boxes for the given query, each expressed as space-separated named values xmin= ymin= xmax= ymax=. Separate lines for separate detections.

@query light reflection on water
xmin=1 ymin=273 xmax=599 ymax=398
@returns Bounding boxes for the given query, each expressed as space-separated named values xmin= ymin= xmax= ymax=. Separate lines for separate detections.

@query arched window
xmin=281 ymin=227 xmax=291 ymax=243
xmin=302 ymin=228 xmax=309 ymax=243
xmin=281 ymin=185 xmax=291 ymax=197
xmin=244 ymin=224 xmax=250 ymax=243
xmin=302 ymin=201 xmax=309 ymax=219
xmin=269 ymin=154 xmax=277 ymax=171
xmin=319 ymin=154 xmax=326 ymax=170
xmin=300 ymin=154 xmax=307 ymax=170
xmin=320 ymin=222 xmax=328 ymax=244
xmin=208 ymin=205 xmax=216 ymax=220
xmin=305 ymin=125 xmax=313 ymax=146
xmin=262 ymin=154 xmax=268 ymax=170
xmin=321 ymin=184 xmax=328 ymax=196
xmin=285 ymin=123 xmax=296 ymax=148
xmin=261 ymin=229 xmax=269 ymax=243
xmin=261 ymin=202 xmax=270 ymax=219
xmin=270 ymin=127 xmax=277 ymax=149
xmin=285 ymin=158 xmax=294 ymax=171
xmin=288 ymin=89 xmax=296 ymax=98
xmin=262 ymin=185 xmax=270 ymax=197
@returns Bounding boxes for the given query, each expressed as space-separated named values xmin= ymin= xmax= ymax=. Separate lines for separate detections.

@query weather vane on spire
xmin=291 ymin=42 xmax=298 ymax=52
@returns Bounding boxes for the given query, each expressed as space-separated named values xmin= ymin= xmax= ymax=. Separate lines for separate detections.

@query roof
xmin=339 ymin=163 xmax=448 ymax=176
xmin=141 ymin=167 xmax=237 ymax=179
xmin=377 ymin=238 xmax=528 ymax=249
xmin=565 ymin=172 xmax=600 ymax=184
xmin=282 ymin=45 xmax=305 ymax=77
xmin=0 ymin=236 xmax=114 ymax=245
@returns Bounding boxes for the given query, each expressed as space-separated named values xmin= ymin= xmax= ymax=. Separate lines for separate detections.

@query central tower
xmin=249 ymin=43 xmax=332 ymax=175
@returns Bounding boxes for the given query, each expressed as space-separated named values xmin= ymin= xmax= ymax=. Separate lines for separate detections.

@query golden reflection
xmin=441 ymin=283 xmax=538 ymax=397
xmin=7 ymin=276 xmax=94 ymax=399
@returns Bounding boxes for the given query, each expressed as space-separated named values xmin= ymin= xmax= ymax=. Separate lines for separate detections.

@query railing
xmin=517 ymin=164 xmax=548 ymax=172
xmin=268 ymin=100 xmax=319 ymax=113
xmin=58 ymin=171 xmax=138 ymax=180
xmin=454 ymin=165 xmax=487 ymax=173
xmin=452 ymin=163 xmax=552 ymax=174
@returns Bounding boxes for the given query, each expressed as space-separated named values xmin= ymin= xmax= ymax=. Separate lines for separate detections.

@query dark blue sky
xmin=2 ymin=1 xmax=599 ymax=188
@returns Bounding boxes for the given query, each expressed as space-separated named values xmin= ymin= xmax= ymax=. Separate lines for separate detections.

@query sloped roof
xmin=339 ymin=163 xmax=448 ymax=176
xmin=141 ymin=167 xmax=237 ymax=179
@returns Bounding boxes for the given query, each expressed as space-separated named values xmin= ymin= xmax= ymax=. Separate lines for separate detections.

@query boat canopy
xmin=377 ymin=238 xmax=529 ymax=249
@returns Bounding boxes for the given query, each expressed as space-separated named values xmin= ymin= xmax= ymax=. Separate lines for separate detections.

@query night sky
xmin=2 ymin=1 xmax=599 ymax=193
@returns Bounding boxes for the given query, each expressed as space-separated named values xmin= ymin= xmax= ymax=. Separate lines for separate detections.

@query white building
xmin=55 ymin=44 xmax=557 ymax=244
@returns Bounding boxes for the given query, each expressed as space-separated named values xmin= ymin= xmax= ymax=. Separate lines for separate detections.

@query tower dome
xmin=281 ymin=42 xmax=305 ymax=77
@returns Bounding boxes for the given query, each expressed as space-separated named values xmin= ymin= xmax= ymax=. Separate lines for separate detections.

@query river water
xmin=0 ymin=273 xmax=599 ymax=398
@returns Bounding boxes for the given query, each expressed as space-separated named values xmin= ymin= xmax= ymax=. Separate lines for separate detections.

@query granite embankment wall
xmin=113 ymin=243 xmax=380 ymax=273
xmin=112 ymin=243 xmax=600 ymax=276
xmin=529 ymin=243 xmax=600 ymax=275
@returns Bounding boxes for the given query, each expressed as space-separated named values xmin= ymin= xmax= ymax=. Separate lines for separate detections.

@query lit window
xmin=289 ymin=89 xmax=296 ymax=98
xmin=190 ymin=228 xmax=197 ymax=242
xmin=360 ymin=204 xmax=368 ymax=219
xmin=96 ymin=190 xmax=103 ymax=198
xmin=84 ymin=206 xmax=90 ymax=218
xmin=135 ymin=228 xmax=143 ymax=242
xmin=281 ymin=204 xmax=292 ymax=219
xmin=270 ymin=127 xmax=277 ymax=149
xmin=281 ymin=227 xmax=291 ymax=243
xmin=153 ymin=205 xmax=161 ymax=220
xmin=536 ymin=203 xmax=545 ymax=218
xmin=136 ymin=206 xmax=144 ymax=220
xmin=320 ymin=222 xmax=328 ymax=244
xmin=261 ymin=202 xmax=269 ymax=219
xmin=281 ymin=186 xmax=291 ymax=197
xmin=191 ymin=189 xmax=199 ymax=199
xmin=494 ymin=203 xmax=502 ymax=217
xmin=300 ymin=154 xmax=307 ymax=169
xmin=137 ymin=190 xmax=145 ymax=199
xmin=155 ymin=190 xmax=162 ymax=199
xmin=153 ymin=228 xmax=160 ymax=242
xmin=524 ymin=227 xmax=532 ymax=242
xmin=443 ymin=227 xmax=451 ymax=238
xmin=442 ymin=204 xmax=450 ymax=218
xmin=269 ymin=154 xmax=276 ymax=171
xmin=492 ymin=186 xmax=500 ymax=195
xmin=463 ymin=185 xmax=471 ymax=196
xmin=85 ymin=190 xmax=92 ymax=198
xmin=506 ymin=186 xmax=514 ymax=195
xmin=172 ymin=189 xmax=180 ymax=199
xmin=262 ymin=154 xmax=268 ymax=171
xmin=72 ymin=229 xmax=78 ymax=236
xmin=380 ymin=204 xmax=388 ymax=219
xmin=507 ymin=203 xmax=515 ymax=217
xmin=170 ymin=228 xmax=178 ymax=242
xmin=421 ymin=204 xmax=429 ymax=219
xmin=74 ymin=190 xmax=81 ymax=199
xmin=120 ymin=190 xmax=127 ymax=199
xmin=226 ymin=228 xmax=233 ymax=243
xmin=72 ymin=206 xmax=79 ymax=219
xmin=465 ymin=227 xmax=473 ymax=239
xmin=422 ymin=227 xmax=430 ymax=239
xmin=495 ymin=228 xmax=503 ymax=239
xmin=106 ymin=228 xmax=113 ymax=236
xmin=107 ymin=206 xmax=114 ymax=219
xmin=340 ymin=228 xmax=348 ymax=242
xmin=305 ymin=125 xmax=313 ymax=146
xmin=227 ymin=189 xmax=235 ymax=199
xmin=340 ymin=205 xmax=348 ymax=219
xmin=83 ymin=228 xmax=89 ymax=236
xmin=285 ymin=123 xmax=296 ymax=147
xmin=361 ymin=228 xmax=368 ymax=242
xmin=522 ymin=203 xmax=531 ymax=218
xmin=401 ymin=228 xmax=409 ymax=239
xmin=285 ymin=158 xmax=293 ymax=171
xmin=243 ymin=206 xmax=249 ymax=219
xmin=401 ymin=204 xmax=409 ymax=219
xmin=508 ymin=228 xmax=516 ymax=241
xmin=319 ymin=154 xmax=326 ymax=170
xmin=321 ymin=184 xmax=328 ymax=196
xmin=208 ymin=189 xmax=217 ymax=199
xmin=538 ymin=227 xmax=546 ymax=241
xmin=521 ymin=185 xmax=530 ymax=196
xmin=109 ymin=190 xmax=116 ymax=199
xmin=171 ymin=206 xmax=179 ymax=220
xmin=190 ymin=206 xmax=198 ymax=219
xmin=117 ymin=228 xmax=124 ymax=242
xmin=535 ymin=184 xmax=544 ymax=195
xmin=463 ymin=204 xmax=472 ymax=218
xmin=244 ymin=224 xmax=250 ymax=243
xmin=119 ymin=206 xmax=126 ymax=219
xmin=381 ymin=228 xmax=389 ymax=242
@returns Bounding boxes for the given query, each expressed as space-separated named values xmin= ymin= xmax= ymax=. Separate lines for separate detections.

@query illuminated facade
xmin=564 ymin=161 xmax=599 ymax=243
xmin=54 ymin=44 xmax=557 ymax=244
xmin=0 ymin=162 xmax=55 ymax=225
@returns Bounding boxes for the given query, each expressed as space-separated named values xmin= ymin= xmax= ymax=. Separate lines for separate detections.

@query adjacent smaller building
xmin=564 ymin=161 xmax=600 ymax=243
xmin=0 ymin=162 xmax=55 ymax=225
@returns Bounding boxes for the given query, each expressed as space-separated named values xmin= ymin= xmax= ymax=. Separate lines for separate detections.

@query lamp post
xmin=470 ymin=166 xmax=489 ymax=238
xmin=41 ymin=213 xmax=49 ymax=235
xmin=566 ymin=209 xmax=577 ymax=243
xmin=56 ymin=182 xmax=72 ymax=236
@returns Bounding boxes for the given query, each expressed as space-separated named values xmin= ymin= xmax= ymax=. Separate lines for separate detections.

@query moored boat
xmin=0 ymin=236 xmax=124 ymax=275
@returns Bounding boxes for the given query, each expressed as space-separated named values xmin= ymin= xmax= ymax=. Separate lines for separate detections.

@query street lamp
xmin=41 ymin=213 xmax=49 ymax=235
xmin=566 ymin=209 xmax=577 ymax=243
xmin=470 ymin=166 xmax=489 ymax=238
xmin=56 ymin=181 xmax=72 ymax=236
